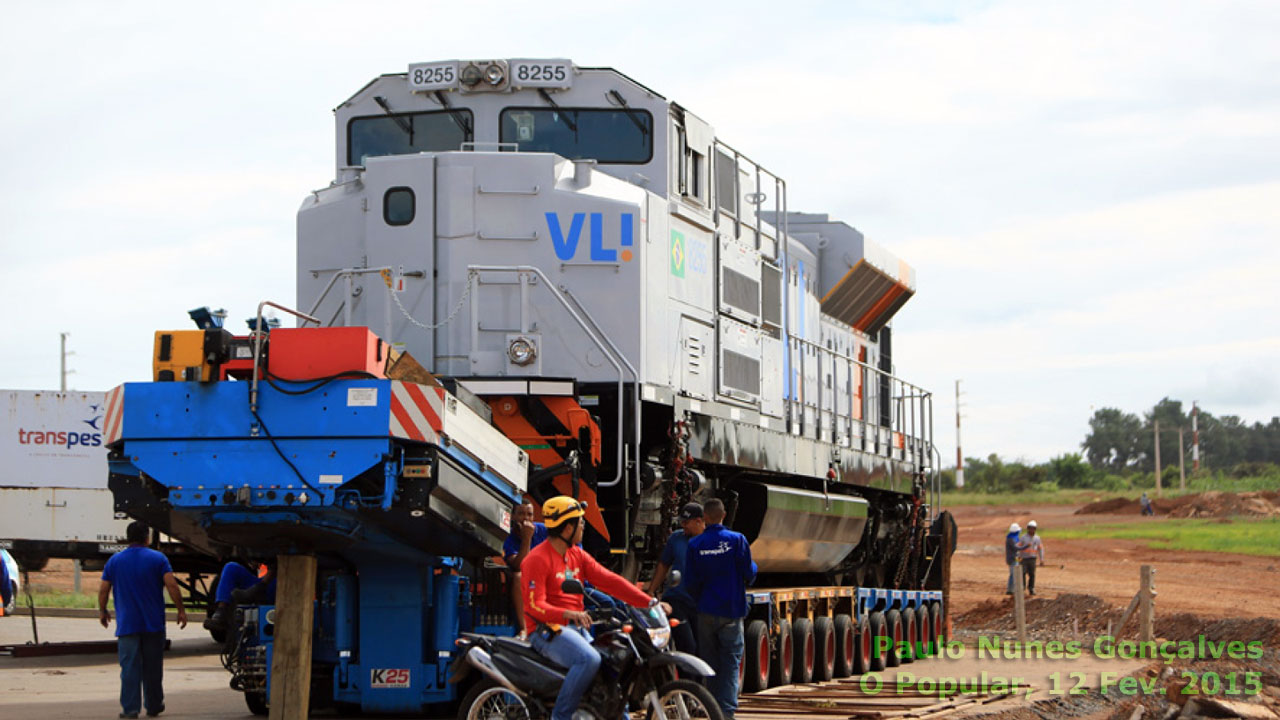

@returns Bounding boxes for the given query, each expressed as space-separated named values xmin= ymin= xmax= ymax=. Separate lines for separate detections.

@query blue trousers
xmin=215 ymin=562 xmax=259 ymax=604
xmin=118 ymin=631 xmax=165 ymax=716
xmin=531 ymin=625 xmax=600 ymax=720
xmin=1006 ymin=563 xmax=1017 ymax=593
xmin=697 ymin=614 xmax=744 ymax=718
xmin=666 ymin=595 xmax=699 ymax=656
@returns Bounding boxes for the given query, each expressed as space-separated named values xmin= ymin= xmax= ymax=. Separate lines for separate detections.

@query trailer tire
xmin=900 ymin=607 xmax=916 ymax=664
xmin=743 ymin=620 xmax=770 ymax=693
xmin=792 ymin=617 xmax=815 ymax=684
xmin=868 ymin=611 xmax=887 ymax=672
xmin=931 ymin=601 xmax=945 ymax=646
xmin=853 ymin=615 xmax=873 ymax=675
xmin=769 ymin=619 xmax=793 ymax=687
xmin=813 ymin=616 xmax=836 ymax=682
xmin=884 ymin=609 xmax=902 ymax=667
xmin=917 ymin=604 xmax=932 ymax=658
xmin=244 ymin=692 xmax=268 ymax=716
xmin=833 ymin=614 xmax=855 ymax=678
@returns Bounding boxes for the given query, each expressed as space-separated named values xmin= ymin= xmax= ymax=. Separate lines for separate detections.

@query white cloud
xmin=2 ymin=0 xmax=1278 ymax=464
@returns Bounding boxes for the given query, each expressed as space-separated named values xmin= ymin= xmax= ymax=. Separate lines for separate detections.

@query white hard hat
xmin=1009 ymin=522 xmax=1021 ymax=533
xmin=1027 ymin=520 xmax=1037 ymax=528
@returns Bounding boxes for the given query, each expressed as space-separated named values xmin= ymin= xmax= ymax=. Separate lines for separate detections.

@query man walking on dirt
xmin=1018 ymin=521 xmax=1046 ymax=596
xmin=99 ymin=521 xmax=188 ymax=718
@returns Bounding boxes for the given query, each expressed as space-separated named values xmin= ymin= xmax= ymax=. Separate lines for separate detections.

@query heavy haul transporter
xmin=106 ymin=59 xmax=955 ymax=715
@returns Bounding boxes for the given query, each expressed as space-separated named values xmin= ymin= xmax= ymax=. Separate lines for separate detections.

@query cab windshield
xmin=500 ymin=108 xmax=652 ymax=164
xmin=347 ymin=110 xmax=473 ymax=166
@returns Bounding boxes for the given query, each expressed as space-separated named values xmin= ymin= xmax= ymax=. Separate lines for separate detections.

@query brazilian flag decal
xmin=670 ymin=230 xmax=686 ymax=278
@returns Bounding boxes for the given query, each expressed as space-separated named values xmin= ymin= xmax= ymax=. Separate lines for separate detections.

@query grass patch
xmin=944 ymin=489 xmax=1101 ymax=506
xmin=13 ymin=591 xmax=107 ymax=609
xmin=1052 ymin=517 xmax=1280 ymax=556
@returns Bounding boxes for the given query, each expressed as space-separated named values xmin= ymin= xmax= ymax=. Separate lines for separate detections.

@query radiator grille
xmin=722 ymin=267 xmax=760 ymax=316
xmin=723 ymin=349 xmax=760 ymax=396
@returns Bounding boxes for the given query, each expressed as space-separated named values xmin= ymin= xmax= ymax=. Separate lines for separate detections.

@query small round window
xmin=384 ymin=187 xmax=415 ymax=226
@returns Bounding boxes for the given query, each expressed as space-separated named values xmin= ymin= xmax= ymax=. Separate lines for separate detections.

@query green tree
xmin=1047 ymin=453 xmax=1092 ymax=488
xmin=1082 ymin=408 xmax=1143 ymax=471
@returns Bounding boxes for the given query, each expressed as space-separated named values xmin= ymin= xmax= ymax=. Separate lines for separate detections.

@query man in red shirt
xmin=523 ymin=496 xmax=654 ymax=720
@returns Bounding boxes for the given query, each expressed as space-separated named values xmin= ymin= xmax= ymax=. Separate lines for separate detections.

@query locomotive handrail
xmin=559 ymin=286 xmax=641 ymax=494
xmin=468 ymin=265 xmax=627 ymax=491
xmin=303 ymin=266 xmax=395 ymax=328
xmin=785 ymin=333 xmax=932 ymax=471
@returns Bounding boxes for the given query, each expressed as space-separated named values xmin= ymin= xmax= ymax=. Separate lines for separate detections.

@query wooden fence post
xmin=1138 ymin=565 xmax=1155 ymax=643
xmin=1013 ymin=563 xmax=1027 ymax=645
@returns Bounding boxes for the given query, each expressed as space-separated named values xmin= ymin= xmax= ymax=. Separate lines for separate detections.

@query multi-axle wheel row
xmin=739 ymin=593 xmax=945 ymax=693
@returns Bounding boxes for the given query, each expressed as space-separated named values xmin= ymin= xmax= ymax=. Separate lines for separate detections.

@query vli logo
xmin=546 ymin=212 xmax=635 ymax=262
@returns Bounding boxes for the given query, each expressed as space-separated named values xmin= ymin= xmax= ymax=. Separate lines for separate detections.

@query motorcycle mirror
xmin=667 ymin=570 xmax=681 ymax=587
xmin=560 ymin=578 xmax=585 ymax=595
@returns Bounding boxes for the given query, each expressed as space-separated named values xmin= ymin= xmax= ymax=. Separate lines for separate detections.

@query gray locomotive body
xmin=297 ymin=59 xmax=939 ymax=587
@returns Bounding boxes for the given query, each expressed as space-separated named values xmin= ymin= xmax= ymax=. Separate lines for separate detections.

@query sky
xmin=2 ymin=0 xmax=1278 ymax=464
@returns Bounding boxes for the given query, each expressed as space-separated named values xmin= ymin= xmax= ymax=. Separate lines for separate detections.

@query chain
xmin=388 ymin=272 xmax=474 ymax=331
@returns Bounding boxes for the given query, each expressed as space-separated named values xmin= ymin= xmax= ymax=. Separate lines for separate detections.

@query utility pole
xmin=954 ymin=380 xmax=964 ymax=489
xmin=1178 ymin=427 xmax=1186 ymax=490
xmin=1191 ymin=402 xmax=1200 ymax=471
xmin=1153 ymin=420 xmax=1162 ymax=497
xmin=61 ymin=332 xmax=82 ymax=593
xmin=60 ymin=332 xmax=75 ymax=391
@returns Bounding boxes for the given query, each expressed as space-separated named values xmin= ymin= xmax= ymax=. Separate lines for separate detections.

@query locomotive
xmin=296 ymin=58 xmax=944 ymax=589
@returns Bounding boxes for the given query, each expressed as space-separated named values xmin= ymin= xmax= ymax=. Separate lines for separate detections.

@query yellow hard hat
xmin=542 ymin=496 xmax=587 ymax=529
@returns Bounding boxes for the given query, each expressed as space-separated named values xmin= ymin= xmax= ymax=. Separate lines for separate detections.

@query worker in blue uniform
xmin=686 ymin=498 xmax=756 ymax=719
xmin=647 ymin=502 xmax=705 ymax=654
xmin=504 ymin=499 xmax=549 ymax=633
xmin=98 ymin=522 xmax=188 ymax=719
xmin=203 ymin=560 xmax=272 ymax=633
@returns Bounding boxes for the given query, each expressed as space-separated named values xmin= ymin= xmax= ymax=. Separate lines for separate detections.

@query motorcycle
xmin=451 ymin=575 xmax=723 ymax=720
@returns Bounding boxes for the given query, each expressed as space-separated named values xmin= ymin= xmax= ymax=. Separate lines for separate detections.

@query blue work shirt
xmin=101 ymin=546 xmax=172 ymax=636
xmin=503 ymin=522 xmax=548 ymax=562
xmin=659 ymin=529 xmax=695 ymax=606
xmin=685 ymin=523 xmax=757 ymax=619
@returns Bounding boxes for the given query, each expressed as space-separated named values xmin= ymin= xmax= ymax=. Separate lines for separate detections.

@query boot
xmin=203 ymin=605 xmax=230 ymax=632
xmin=230 ymin=581 xmax=267 ymax=606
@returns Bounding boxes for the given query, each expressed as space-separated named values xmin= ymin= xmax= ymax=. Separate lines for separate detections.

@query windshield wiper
xmin=607 ymin=90 xmax=649 ymax=138
xmin=538 ymin=89 xmax=578 ymax=132
xmin=433 ymin=91 xmax=474 ymax=138
xmin=373 ymin=96 xmax=414 ymax=143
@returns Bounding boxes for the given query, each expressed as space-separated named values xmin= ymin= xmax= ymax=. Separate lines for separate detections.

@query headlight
xmin=508 ymin=337 xmax=537 ymax=366
xmin=484 ymin=64 xmax=505 ymax=86
xmin=647 ymin=624 xmax=671 ymax=650
xmin=460 ymin=65 xmax=483 ymax=87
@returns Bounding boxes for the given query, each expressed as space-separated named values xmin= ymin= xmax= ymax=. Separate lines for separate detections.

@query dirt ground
xmin=947 ymin=503 xmax=1280 ymax=622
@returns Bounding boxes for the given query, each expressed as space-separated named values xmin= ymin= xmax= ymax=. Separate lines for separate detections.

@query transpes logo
xmin=546 ymin=212 xmax=635 ymax=262
xmin=16 ymin=407 xmax=103 ymax=449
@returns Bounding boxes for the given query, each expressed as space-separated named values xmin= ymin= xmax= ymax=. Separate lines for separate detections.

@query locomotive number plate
xmin=408 ymin=61 xmax=459 ymax=92
xmin=509 ymin=59 xmax=573 ymax=89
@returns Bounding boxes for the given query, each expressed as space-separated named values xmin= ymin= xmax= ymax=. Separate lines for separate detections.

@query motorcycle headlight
xmin=647 ymin=624 xmax=671 ymax=650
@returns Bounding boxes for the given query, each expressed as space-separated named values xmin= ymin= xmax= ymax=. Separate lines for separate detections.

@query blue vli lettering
xmin=545 ymin=212 xmax=635 ymax=262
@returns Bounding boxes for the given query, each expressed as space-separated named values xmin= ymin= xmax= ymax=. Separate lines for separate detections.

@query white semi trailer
xmin=1 ymin=390 xmax=215 ymax=589
xmin=0 ymin=390 xmax=127 ymax=570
